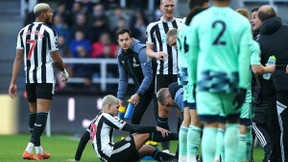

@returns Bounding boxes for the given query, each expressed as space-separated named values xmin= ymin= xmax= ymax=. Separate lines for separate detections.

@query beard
xmin=45 ymin=17 xmax=53 ymax=26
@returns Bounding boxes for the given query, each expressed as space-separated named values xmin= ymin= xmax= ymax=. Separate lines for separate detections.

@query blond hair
xmin=102 ymin=95 xmax=119 ymax=109
xmin=166 ymin=28 xmax=178 ymax=43
xmin=34 ymin=3 xmax=50 ymax=18
xmin=157 ymin=88 xmax=169 ymax=105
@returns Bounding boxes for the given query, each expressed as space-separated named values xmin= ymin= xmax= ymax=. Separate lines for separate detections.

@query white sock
xmin=214 ymin=156 xmax=221 ymax=162
xmin=25 ymin=142 xmax=34 ymax=154
xmin=35 ymin=146 xmax=44 ymax=154
xmin=187 ymin=155 xmax=197 ymax=162
xmin=179 ymin=155 xmax=187 ymax=162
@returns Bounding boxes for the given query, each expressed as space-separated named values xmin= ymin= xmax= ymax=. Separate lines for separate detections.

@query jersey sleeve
xmin=16 ymin=30 xmax=24 ymax=50
xmin=186 ymin=20 xmax=199 ymax=85
xmin=250 ymin=40 xmax=261 ymax=65
xmin=48 ymin=29 xmax=58 ymax=52
xmin=103 ymin=113 xmax=126 ymax=130
xmin=117 ymin=57 xmax=128 ymax=100
xmin=137 ymin=48 xmax=153 ymax=96
xmin=146 ymin=23 xmax=154 ymax=45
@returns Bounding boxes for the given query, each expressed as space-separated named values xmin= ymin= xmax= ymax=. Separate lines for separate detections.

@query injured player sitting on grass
xmin=67 ymin=94 xmax=178 ymax=162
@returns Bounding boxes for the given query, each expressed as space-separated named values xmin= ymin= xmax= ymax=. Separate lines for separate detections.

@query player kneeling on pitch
xmin=70 ymin=95 xmax=178 ymax=162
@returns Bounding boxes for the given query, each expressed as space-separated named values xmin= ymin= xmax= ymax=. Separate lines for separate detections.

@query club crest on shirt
xmin=132 ymin=57 xmax=140 ymax=67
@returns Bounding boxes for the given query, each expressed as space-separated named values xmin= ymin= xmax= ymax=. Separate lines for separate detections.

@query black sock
xmin=29 ymin=112 xmax=37 ymax=133
xmin=150 ymin=132 xmax=178 ymax=142
xmin=157 ymin=117 xmax=170 ymax=150
xmin=30 ymin=112 xmax=48 ymax=146
xmin=152 ymin=150 xmax=175 ymax=161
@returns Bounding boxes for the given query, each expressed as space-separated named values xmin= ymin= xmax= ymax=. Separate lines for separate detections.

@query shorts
xmin=187 ymin=84 xmax=196 ymax=109
xmin=156 ymin=74 xmax=177 ymax=93
xmin=109 ymin=135 xmax=139 ymax=162
xmin=26 ymin=83 xmax=54 ymax=102
xmin=197 ymin=91 xmax=240 ymax=122
xmin=240 ymin=102 xmax=252 ymax=125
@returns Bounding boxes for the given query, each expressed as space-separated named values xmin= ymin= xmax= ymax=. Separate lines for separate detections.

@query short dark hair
xmin=258 ymin=6 xmax=276 ymax=21
xmin=116 ymin=28 xmax=132 ymax=40
xmin=251 ymin=7 xmax=259 ymax=13
xmin=185 ymin=7 xmax=207 ymax=26
xmin=188 ymin=0 xmax=209 ymax=10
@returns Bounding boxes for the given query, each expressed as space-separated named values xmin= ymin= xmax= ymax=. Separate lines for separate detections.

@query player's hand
xmin=265 ymin=64 xmax=276 ymax=73
xmin=9 ymin=84 xmax=17 ymax=99
xmin=233 ymin=88 xmax=247 ymax=110
xmin=61 ymin=69 xmax=69 ymax=82
xmin=156 ymin=126 xmax=170 ymax=137
xmin=130 ymin=93 xmax=140 ymax=106
xmin=155 ymin=51 xmax=168 ymax=61
xmin=286 ymin=65 xmax=288 ymax=74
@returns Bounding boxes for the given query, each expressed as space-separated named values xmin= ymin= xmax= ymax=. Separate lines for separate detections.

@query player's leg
xmin=133 ymin=133 xmax=176 ymax=161
xmin=214 ymin=121 xmax=225 ymax=162
xmin=187 ymin=109 xmax=202 ymax=162
xmin=131 ymin=91 xmax=153 ymax=124
xmin=222 ymin=93 xmax=240 ymax=162
xmin=185 ymin=84 xmax=202 ymax=161
xmin=23 ymin=83 xmax=38 ymax=160
xmin=276 ymin=92 xmax=288 ymax=162
xmin=236 ymin=102 xmax=252 ymax=162
xmin=28 ymin=102 xmax=37 ymax=133
xmin=179 ymin=106 xmax=190 ymax=162
xmin=267 ymin=94 xmax=281 ymax=162
xmin=32 ymin=83 xmax=53 ymax=159
xmin=197 ymin=91 xmax=220 ymax=162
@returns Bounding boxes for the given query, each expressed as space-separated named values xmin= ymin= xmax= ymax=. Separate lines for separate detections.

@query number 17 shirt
xmin=16 ymin=22 xmax=58 ymax=84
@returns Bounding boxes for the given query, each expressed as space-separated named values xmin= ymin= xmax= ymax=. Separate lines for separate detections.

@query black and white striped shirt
xmin=16 ymin=22 xmax=58 ymax=84
xmin=146 ymin=18 xmax=182 ymax=75
xmin=90 ymin=112 xmax=126 ymax=162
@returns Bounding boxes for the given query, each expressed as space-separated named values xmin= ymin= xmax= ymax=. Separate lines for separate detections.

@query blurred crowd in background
xmin=23 ymin=0 xmax=163 ymax=94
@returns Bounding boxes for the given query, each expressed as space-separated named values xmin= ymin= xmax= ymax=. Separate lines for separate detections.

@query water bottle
xmin=263 ymin=55 xmax=276 ymax=80
xmin=124 ymin=99 xmax=134 ymax=119
xmin=117 ymin=106 xmax=125 ymax=119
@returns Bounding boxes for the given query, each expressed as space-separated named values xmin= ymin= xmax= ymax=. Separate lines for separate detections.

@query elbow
xmin=252 ymin=69 xmax=261 ymax=75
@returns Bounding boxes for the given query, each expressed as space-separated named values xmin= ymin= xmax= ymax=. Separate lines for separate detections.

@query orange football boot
xmin=23 ymin=151 xmax=39 ymax=160
xmin=36 ymin=150 xmax=50 ymax=160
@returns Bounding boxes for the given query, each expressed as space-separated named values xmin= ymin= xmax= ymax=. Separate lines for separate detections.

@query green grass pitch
xmin=0 ymin=134 xmax=265 ymax=161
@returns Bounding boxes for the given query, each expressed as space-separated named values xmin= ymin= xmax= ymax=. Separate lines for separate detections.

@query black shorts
xmin=156 ymin=74 xmax=177 ymax=92
xmin=109 ymin=135 xmax=139 ymax=162
xmin=26 ymin=83 xmax=54 ymax=102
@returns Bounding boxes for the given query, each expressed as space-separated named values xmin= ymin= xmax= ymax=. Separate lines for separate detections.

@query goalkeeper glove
xmin=61 ymin=69 xmax=69 ymax=81
xmin=233 ymin=88 xmax=247 ymax=110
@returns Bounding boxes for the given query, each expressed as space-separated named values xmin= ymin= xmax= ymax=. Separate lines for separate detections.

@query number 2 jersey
xmin=187 ymin=6 xmax=252 ymax=93
xmin=16 ymin=22 xmax=58 ymax=84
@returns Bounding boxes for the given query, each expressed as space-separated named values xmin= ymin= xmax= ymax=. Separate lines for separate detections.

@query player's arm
xmin=250 ymin=40 xmax=276 ymax=75
xmin=51 ymin=51 xmax=69 ymax=81
xmin=74 ymin=130 xmax=90 ymax=161
xmin=146 ymin=44 xmax=168 ymax=61
xmin=252 ymin=65 xmax=275 ymax=75
xmin=130 ymin=49 xmax=153 ymax=105
xmin=117 ymin=58 xmax=128 ymax=105
xmin=238 ymin=23 xmax=252 ymax=89
xmin=186 ymin=25 xmax=199 ymax=85
xmin=9 ymin=49 xmax=24 ymax=99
